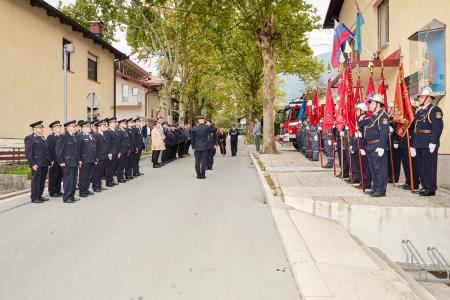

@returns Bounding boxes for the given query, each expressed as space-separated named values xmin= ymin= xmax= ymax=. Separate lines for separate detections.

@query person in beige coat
xmin=151 ymin=123 xmax=165 ymax=168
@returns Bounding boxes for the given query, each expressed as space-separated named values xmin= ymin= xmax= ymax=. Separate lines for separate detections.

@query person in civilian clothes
xmin=217 ymin=128 xmax=227 ymax=156
xmin=76 ymin=121 xmax=96 ymax=197
xmin=117 ymin=119 xmax=130 ymax=183
xmin=161 ymin=122 xmax=172 ymax=164
xmin=191 ymin=116 xmax=211 ymax=179
xmin=364 ymin=94 xmax=390 ymax=197
xmin=151 ymin=122 xmax=165 ymax=168
xmin=56 ymin=120 xmax=79 ymax=203
xmin=104 ymin=118 xmax=120 ymax=187
xmin=410 ymin=87 xmax=444 ymax=196
xmin=47 ymin=121 xmax=63 ymax=197
xmin=133 ymin=117 xmax=145 ymax=176
xmin=125 ymin=118 xmax=136 ymax=180
xmin=354 ymin=103 xmax=371 ymax=190
xmin=178 ymin=122 xmax=188 ymax=158
xmin=92 ymin=119 xmax=108 ymax=192
xmin=186 ymin=124 xmax=192 ymax=155
xmin=229 ymin=124 xmax=239 ymax=156
xmin=142 ymin=120 xmax=152 ymax=150
xmin=24 ymin=121 xmax=50 ymax=203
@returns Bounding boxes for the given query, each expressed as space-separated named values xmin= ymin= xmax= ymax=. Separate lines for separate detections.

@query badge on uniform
xmin=436 ymin=112 xmax=442 ymax=119
xmin=382 ymin=118 xmax=388 ymax=125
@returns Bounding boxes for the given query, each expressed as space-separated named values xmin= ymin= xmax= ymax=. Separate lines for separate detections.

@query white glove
xmin=306 ymin=126 xmax=310 ymax=130
xmin=318 ymin=126 xmax=322 ymax=131
xmin=350 ymin=146 xmax=353 ymax=152
xmin=314 ymin=136 xmax=318 ymax=141
xmin=327 ymin=140 xmax=332 ymax=146
xmin=389 ymin=126 xmax=394 ymax=133
xmin=410 ymin=147 xmax=417 ymax=157
xmin=429 ymin=143 xmax=436 ymax=153
xmin=339 ymin=131 xmax=345 ymax=137
xmin=355 ymin=131 xmax=362 ymax=138
xmin=376 ymin=148 xmax=384 ymax=157
xmin=360 ymin=149 xmax=366 ymax=156
xmin=393 ymin=143 xmax=399 ymax=149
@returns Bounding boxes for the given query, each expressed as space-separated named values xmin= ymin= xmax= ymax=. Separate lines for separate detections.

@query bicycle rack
xmin=401 ymin=240 xmax=428 ymax=281
xmin=428 ymin=246 xmax=450 ymax=280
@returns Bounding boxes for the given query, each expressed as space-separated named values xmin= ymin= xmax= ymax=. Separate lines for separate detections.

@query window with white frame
xmin=378 ymin=0 xmax=389 ymax=49
xmin=122 ymin=84 xmax=129 ymax=102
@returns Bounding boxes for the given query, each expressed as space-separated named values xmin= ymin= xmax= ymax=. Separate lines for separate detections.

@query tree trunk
xmin=256 ymin=17 xmax=277 ymax=154
xmin=158 ymin=79 xmax=172 ymax=120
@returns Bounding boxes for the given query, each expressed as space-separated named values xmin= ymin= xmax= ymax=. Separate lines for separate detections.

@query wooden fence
xmin=0 ymin=147 xmax=26 ymax=164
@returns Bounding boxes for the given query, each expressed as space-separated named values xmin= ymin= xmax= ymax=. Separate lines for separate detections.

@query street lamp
xmin=63 ymin=43 xmax=75 ymax=123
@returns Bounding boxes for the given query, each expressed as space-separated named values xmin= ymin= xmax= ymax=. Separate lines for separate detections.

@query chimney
xmin=89 ymin=21 xmax=104 ymax=37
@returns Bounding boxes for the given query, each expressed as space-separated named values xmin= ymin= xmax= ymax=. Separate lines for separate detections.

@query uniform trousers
xmin=48 ymin=164 xmax=62 ymax=195
xmin=62 ymin=166 xmax=78 ymax=200
xmin=367 ymin=150 xmax=388 ymax=194
xmin=207 ymin=148 xmax=215 ymax=169
xmin=31 ymin=166 xmax=48 ymax=200
xmin=417 ymin=147 xmax=439 ymax=192
xmin=133 ymin=149 xmax=142 ymax=175
xmin=93 ymin=159 xmax=107 ymax=190
xmin=126 ymin=151 xmax=136 ymax=177
xmin=105 ymin=154 xmax=118 ymax=184
xmin=194 ymin=150 xmax=208 ymax=177
xmin=79 ymin=162 xmax=94 ymax=195
xmin=117 ymin=152 xmax=128 ymax=180
xmin=399 ymin=148 xmax=420 ymax=189
xmin=230 ymin=140 xmax=238 ymax=156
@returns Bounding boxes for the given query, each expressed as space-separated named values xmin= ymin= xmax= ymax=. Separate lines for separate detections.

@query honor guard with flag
xmin=410 ymin=87 xmax=444 ymax=196
xmin=365 ymin=94 xmax=390 ymax=197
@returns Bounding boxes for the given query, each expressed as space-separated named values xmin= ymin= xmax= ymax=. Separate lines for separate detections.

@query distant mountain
xmin=278 ymin=52 xmax=336 ymax=104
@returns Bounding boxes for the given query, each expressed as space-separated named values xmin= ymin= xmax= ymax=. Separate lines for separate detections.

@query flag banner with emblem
xmin=344 ymin=65 xmax=356 ymax=135
xmin=323 ymin=77 xmax=335 ymax=133
xmin=310 ymin=86 xmax=320 ymax=126
xmin=365 ymin=71 xmax=375 ymax=118
xmin=354 ymin=76 xmax=362 ymax=103
xmin=336 ymin=67 xmax=350 ymax=131
xmin=378 ymin=69 xmax=389 ymax=110
xmin=393 ymin=63 xmax=415 ymax=137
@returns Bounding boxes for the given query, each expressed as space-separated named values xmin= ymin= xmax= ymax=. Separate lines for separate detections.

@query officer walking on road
xmin=191 ymin=115 xmax=210 ymax=179
xmin=411 ymin=87 xmax=444 ymax=196
xmin=47 ymin=121 xmax=63 ymax=198
xmin=25 ymin=121 xmax=50 ymax=203
xmin=56 ymin=120 xmax=79 ymax=203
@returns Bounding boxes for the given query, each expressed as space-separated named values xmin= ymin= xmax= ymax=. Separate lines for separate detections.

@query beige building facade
xmin=0 ymin=0 xmax=126 ymax=139
xmin=324 ymin=0 xmax=450 ymax=188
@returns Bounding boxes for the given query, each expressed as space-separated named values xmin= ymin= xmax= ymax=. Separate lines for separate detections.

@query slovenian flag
xmin=331 ymin=21 xmax=354 ymax=68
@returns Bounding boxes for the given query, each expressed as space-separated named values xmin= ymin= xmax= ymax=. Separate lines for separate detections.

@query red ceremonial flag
xmin=378 ymin=69 xmax=389 ymax=110
xmin=354 ymin=77 xmax=362 ymax=103
xmin=323 ymin=77 xmax=335 ymax=133
xmin=310 ymin=87 xmax=320 ymax=126
xmin=306 ymin=105 xmax=312 ymax=118
xmin=365 ymin=71 xmax=375 ymax=117
xmin=335 ymin=71 xmax=348 ymax=131
xmin=393 ymin=63 xmax=415 ymax=137
xmin=319 ymin=104 xmax=325 ymax=120
xmin=344 ymin=66 xmax=356 ymax=135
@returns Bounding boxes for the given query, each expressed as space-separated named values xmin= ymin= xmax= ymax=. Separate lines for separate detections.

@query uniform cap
xmin=77 ymin=120 xmax=85 ymax=126
xmin=80 ymin=121 xmax=91 ymax=127
xmin=118 ymin=119 xmax=127 ymax=124
xmin=369 ymin=93 xmax=384 ymax=105
xmin=355 ymin=103 xmax=368 ymax=112
xmin=30 ymin=121 xmax=44 ymax=128
xmin=64 ymin=120 xmax=77 ymax=127
xmin=49 ymin=121 xmax=61 ymax=128
xmin=133 ymin=117 xmax=141 ymax=122
xmin=127 ymin=118 xmax=134 ymax=122
xmin=418 ymin=86 xmax=434 ymax=98
xmin=108 ymin=117 xmax=117 ymax=123
xmin=196 ymin=115 xmax=205 ymax=120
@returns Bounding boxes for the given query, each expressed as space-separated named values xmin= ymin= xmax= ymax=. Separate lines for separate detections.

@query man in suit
xmin=229 ymin=124 xmax=239 ymax=156
xmin=25 ymin=121 xmax=50 ymax=203
xmin=142 ymin=120 xmax=151 ymax=150
xmin=92 ymin=119 xmax=108 ymax=193
xmin=191 ymin=115 xmax=211 ymax=179
xmin=56 ymin=120 xmax=79 ymax=203
xmin=411 ymin=87 xmax=444 ymax=196
xmin=117 ymin=119 xmax=130 ymax=183
xmin=47 ymin=121 xmax=63 ymax=197
xmin=76 ymin=121 xmax=96 ymax=197
xmin=125 ymin=118 xmax=136 ymax=180
xmin=104 ymin=118 xmax=119 ymax=187
xmin=133 ymin=117 xmax=145 ymax=176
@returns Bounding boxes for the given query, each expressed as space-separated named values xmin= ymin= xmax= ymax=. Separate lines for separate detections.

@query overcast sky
xmin=45 ymin=0 xmax=333 ymax=73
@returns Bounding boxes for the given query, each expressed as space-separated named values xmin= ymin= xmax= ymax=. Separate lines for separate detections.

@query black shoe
xmin=365 ymin=190 xmax=375 ymax=195
xmin=153 ymin=165 xmax=161 ymax=168
xmin=93 ymin=189 xmax=102 ymax=193
xmin=56 ymin=192 xmax=64 ymax=197
xmin=31 ymin=199 xmax=44 ymax=203
xmin=39 ymin=197 xmax=49 ymax=201
xmin=370 ymin=192 xmax=386 ymax=197
xmin=356 ymin=184 xmax=371 ymax=190
xmin=200 ymin=175 xmax=206 ymax=179
xmin=50 ymin=193 xmax=61 ymax=197
xmin=112 ymin=182 xmax=119 ymax=186
xmin=402 ymin=184 xmax=411 ymax=190
xmin=79 ymin=193 xmax=89 ymax=198
xmin=63 ymin=199 xmax=75 ymax=203
xmin=125 ymin=176 xmax=133 ymax=180
xmin=100 ymin=187 xmax=107 ymax=190
xmin=87 ymin=191 xmax=94 ymax=195
xmin=414 ymin=188 xmax=425 ymax=194
xmin=118 ymin=179 xmax=126 ymax=183
xmin=344 ymin=178 xmax=352 ymax=183
xmin=106 ymin=183 xmax=114 ymax=187
xmin=72 ymin=197 xmax=80 ymax=202
xmin=323 ymin=164 xmax=332 ymax=169
xmin=419 ymin=190 xmax=435 ymax=196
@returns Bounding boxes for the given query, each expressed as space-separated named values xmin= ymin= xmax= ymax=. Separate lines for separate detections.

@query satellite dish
xmin=86 ymin=92 xmax=100 ymax=109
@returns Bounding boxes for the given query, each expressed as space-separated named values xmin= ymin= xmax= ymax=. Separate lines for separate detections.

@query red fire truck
xmin=278 ymin=99 xmax=304 ymax=149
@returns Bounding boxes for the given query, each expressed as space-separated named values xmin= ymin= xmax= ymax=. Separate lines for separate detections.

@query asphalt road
xmin=0 ymin=140 xmax=299 ymax=300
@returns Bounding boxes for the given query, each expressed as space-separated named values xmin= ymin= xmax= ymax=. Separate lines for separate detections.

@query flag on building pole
xmin=331 ymin=21 xmax=354 ymax=68
xmin=322 ymin=75 xmax=335 ymax=133
xmin=355 ymin=12 xmax=364 ymax=54
xmin=378 ymin=68 xmax=389 ymax=110
xmin=393 ymin=63 xmax=415 ymax=137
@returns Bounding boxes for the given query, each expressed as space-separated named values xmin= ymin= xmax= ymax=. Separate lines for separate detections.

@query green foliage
xmin=58 ymin=0 xmax=125 ymax=43
xmin=1 ymin=165 xmax=31 ymax=176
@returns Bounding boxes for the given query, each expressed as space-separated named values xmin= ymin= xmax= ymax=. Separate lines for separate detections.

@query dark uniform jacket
xmin=191 ymin=124 xmax=211 ymax=151
xmin=127 ymin=128 xmax=136 ymax=153
xmin=94 ymin=132 xmax=108 ymax=160
xmin=76 ymin=133 xmax=96 ymax=164
xmin=104 ymin=129 xmax=119 ymax=156
xmin=134 ymin=127 xmax=145 ymax=150
xmin=164 ymin=129 xmax=174 ymax=146
xmin=356 ymin=115 xmax=369 ymax=150
xmin=56 ymin=132 xmax=79 ymax=167
xmin=364 ymin=110 xmax=390 ymax=151
xmin=118 ymin=129 xmax=130 ymax=155
xmin=24 ymin=134 xmax=50 ymax=168
xmin=229 ymin=128 xmax=239 ymax=143
xmin=411 ymin=104 xmax=444 ymax=148
xmin=47 ymin=133 xmax=60 ymax=163
xmin=208 ymin=126 xmax=217 ymax=149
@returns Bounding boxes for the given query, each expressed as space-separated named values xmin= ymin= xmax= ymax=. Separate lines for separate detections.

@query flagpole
xmin=340 ymin=134 xmax=344 ymax=180
xmin=332 ymin=129 xmax=336 ymax=176
xmin=380 ymin=52 xmax=396 ymax=186
xmin=355 ymin=66 xmax=365 ymax=191
xmin=406 ymin=130 xmax=415 ymax=193
xmin=315 ymin=80 xmax=323 ymax=167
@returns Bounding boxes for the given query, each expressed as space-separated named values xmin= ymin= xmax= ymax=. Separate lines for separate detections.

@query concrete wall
xmin=0 ymin=0 xmax=116 ymax=138
xmin=338 ymin=0 xmax=450 ymax=188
